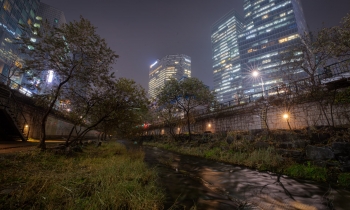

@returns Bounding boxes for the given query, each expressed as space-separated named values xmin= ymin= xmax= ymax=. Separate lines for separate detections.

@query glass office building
xmin=148 ymin=54 xmax=191 ymax=99
xmin=24 ymin=2 xmax=67 ymax=94
xmin=212 ymin=9 xmax=244 ymax=102
xmin=36 ymin=2 xmax=66 ymax=27
xmin=0 ymin=0 xmax=40 ymax=83
xmin=212 ymin=0 xmax=308 ymax=102
xmin=239 ymin=0 xmax=307 ymax=96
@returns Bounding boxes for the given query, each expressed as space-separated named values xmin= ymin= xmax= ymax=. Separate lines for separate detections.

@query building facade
xmin=211 ymin=9 xmax=244 ymax=102
xmin=25 ymin=2 xmax=67 ymax=94
xmin=148 ymin=54 xmax=191 ymax=99
xmin=239 ymin=0 xmax=308 ymax=97
xmin=36 ymin=2 xmax=66 ymax=27
xmin=0 ymin=0 xmax=40 ymax=84
xmin=212 ymin=0 xmax=308 ymax=102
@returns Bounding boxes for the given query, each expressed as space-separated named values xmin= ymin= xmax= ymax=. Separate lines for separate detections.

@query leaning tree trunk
xmin=66 ymin=125 xmax=76 ymax=146
xmin=38 ymin=68 xmax=74 ymax=150
xmin=186 ymin=111 xmax=191 ymax=141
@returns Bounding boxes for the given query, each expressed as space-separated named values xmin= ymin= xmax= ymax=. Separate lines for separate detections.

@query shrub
xmin=285 ymin=162 xmax=327 ymax=182
xmin=338 ymin=173 xmax=350 ymax=188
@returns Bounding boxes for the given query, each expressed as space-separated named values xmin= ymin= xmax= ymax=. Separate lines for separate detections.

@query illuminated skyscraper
xmin=211 ymin=9 xmax=244 ymax=102
xmin=148 ymin=54 xmax=191 ymax=99
xmin=0 ymin=0 xmax=40 ymax=84
xmin=212 ymin=0 xmax=308 ymax=102
xmin=239 ymin=0 xmax=307 ymax=96
xmin=26 ymin=2 xmax=67 ymax=94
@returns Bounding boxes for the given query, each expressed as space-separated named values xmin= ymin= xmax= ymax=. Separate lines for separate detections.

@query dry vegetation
xmin=0 ymin=142 xmax=165 ymax=210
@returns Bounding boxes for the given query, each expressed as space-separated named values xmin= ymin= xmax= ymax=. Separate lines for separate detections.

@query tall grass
xmin=0 ymin=142 xmax=164 ymax=210
xmin=146 ymin=142 xmax=282 ymax=171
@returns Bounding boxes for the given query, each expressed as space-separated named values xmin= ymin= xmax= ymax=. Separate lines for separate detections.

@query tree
xmin=17 ymin=17 xmax=118 ymax=150
xmin=317 ymin=13 xmax=350 ymax=61
xmin=3 ymin=57 xmax=23 ymax=88
xmin=280 ymin=32 xmax=333 ymax=87
xmin=65 ymin=78 xmax=148 ymax=146
xmin=157 ymin=78 xmax=215 ymax=140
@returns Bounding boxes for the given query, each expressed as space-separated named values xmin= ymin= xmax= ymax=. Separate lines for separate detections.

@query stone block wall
xmin=147 ymin=100 xmax=350 ymax=134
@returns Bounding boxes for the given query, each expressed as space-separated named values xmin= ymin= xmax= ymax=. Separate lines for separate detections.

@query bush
xmin=338 ymin=173 xmax=350 ymax=188
xmin=285 ymin=162 xmax=327 ymax=182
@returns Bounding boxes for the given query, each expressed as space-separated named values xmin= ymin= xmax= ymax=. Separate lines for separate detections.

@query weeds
xmin=285 ymin=162 xmax=328 ymax=182
xmin=338 ymin=173 xmax=350 ymax=188
xmin=0 ymin=142 xmax=164 ymax=210
xmin=145 ymin=142 xmax=283 ymax=172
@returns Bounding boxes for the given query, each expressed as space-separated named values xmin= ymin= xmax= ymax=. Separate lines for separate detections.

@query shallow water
xmin=120 ymin=140 xmax=350 ymax=209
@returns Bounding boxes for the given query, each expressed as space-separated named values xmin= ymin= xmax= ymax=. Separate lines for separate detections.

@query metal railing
xmin=0 ymin=73 xmax=34 ymax=97
xmin=156 ymin=59 xmax=350 ymax=121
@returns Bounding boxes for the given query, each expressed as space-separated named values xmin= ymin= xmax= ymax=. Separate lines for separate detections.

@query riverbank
xmin=141 ymin=128 xmax=350 ymax=189
xmin=0 ymin=141 xmax=164 ymax=209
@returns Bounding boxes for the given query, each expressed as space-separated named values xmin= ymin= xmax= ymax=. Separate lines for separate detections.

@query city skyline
xmin=41 ymin=0 xmax=350 ymax=91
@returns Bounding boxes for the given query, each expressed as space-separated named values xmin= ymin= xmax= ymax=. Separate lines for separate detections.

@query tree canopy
xmin=17 ymin=17 xmax=145 ymax=149
xmin=156 ymin=77 xmax=215 ymax=140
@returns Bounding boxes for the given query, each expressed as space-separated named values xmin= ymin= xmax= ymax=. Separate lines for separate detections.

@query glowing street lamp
xmin=252 ymin=70 xmax=265 ymax=97
xmin=283 ymin=113 xmax=292 ymax=130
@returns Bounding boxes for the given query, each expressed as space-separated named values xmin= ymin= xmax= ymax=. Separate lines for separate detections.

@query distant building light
xmin=150 ymin=61 xmax=158 ymax=68
xmin=47 ymin=70 xmax=54 ymax=83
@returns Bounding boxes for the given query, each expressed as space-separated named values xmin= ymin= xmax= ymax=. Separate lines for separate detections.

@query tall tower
xmin=0 ymin=0 xmax=40 ymax=84
xmin=211 ymin=9 xmax=244 ymax=102
xmin=30 ymin=3 xmax=67 ymax=94
xmin=148 ymin=54 xmax=191 ymax=99
xmin=239 ymin=0 xmax=308 ymax=96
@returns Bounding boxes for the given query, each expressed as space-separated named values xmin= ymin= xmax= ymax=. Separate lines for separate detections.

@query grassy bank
xmin=144 ymin=140 xmax=350 ymax=188
xmin=0 ymin=142 xmax=164 ymax=210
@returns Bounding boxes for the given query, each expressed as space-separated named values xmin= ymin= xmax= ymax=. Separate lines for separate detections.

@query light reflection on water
xmin=120 ymin=140 xmax=350 ymax=209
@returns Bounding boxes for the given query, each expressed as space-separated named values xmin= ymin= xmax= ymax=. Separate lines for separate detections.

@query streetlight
xmin=252 ymin=70 xmax=265 ymax=97
xmin=283 ymin=113 xmax=292 ymax=130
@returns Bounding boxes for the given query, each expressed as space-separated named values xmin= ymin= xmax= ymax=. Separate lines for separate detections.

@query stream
xmin=119 ymin=140 xmax=350 ymax=210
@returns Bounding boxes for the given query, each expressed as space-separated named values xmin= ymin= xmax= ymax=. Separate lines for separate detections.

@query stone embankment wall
xmin=15 ymin=94 xmax=99 ymax=140
xmin=147 ymin=100 xmax=350 ymax=135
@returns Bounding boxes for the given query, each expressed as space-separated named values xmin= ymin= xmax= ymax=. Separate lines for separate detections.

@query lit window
xmin=280 ymin=13 xmax=286 ymax=17
xmin=279 ymin=38 xmax=288 ymax=43
xmin=36 ymin=16 xmax=42 ymax=20
xmin=34 ymin=23 xmax=40 ymax=28
xmin=54 ymin=18 xmax=59 ymax=23
xmin=27 ymin=45 xmax=34 ymax=50
xmin=248 ymin=49 xmax=257 ymax=53
xmin=3 ymin=0 xmax=11 ymax=12
xmin=47 ymin=70 xmax=54 ymax=83
xmin=30 ymin=38 xmax=36 ymax=43
xmin=262 ymin=15 xmax=268 ymax=19
xmin=262 ymin=59 xmax=271 ymax=64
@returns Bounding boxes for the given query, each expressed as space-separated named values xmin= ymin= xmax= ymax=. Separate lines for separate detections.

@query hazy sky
xmin=41 ymin=0 xmax=350 ymax=90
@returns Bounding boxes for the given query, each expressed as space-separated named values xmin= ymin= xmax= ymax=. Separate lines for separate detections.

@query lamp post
xmin=283 ymin=113 xmax=292 ymax=130
xmin=252 ymin=70 xmax=265 ymax=97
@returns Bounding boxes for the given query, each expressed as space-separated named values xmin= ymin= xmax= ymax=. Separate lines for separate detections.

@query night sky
xmin=41 ymin=0 xmax=350 ymax=91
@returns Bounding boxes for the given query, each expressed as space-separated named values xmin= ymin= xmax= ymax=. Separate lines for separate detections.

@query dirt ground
xmin=0 ymin=139 xmax=64 ymax=154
